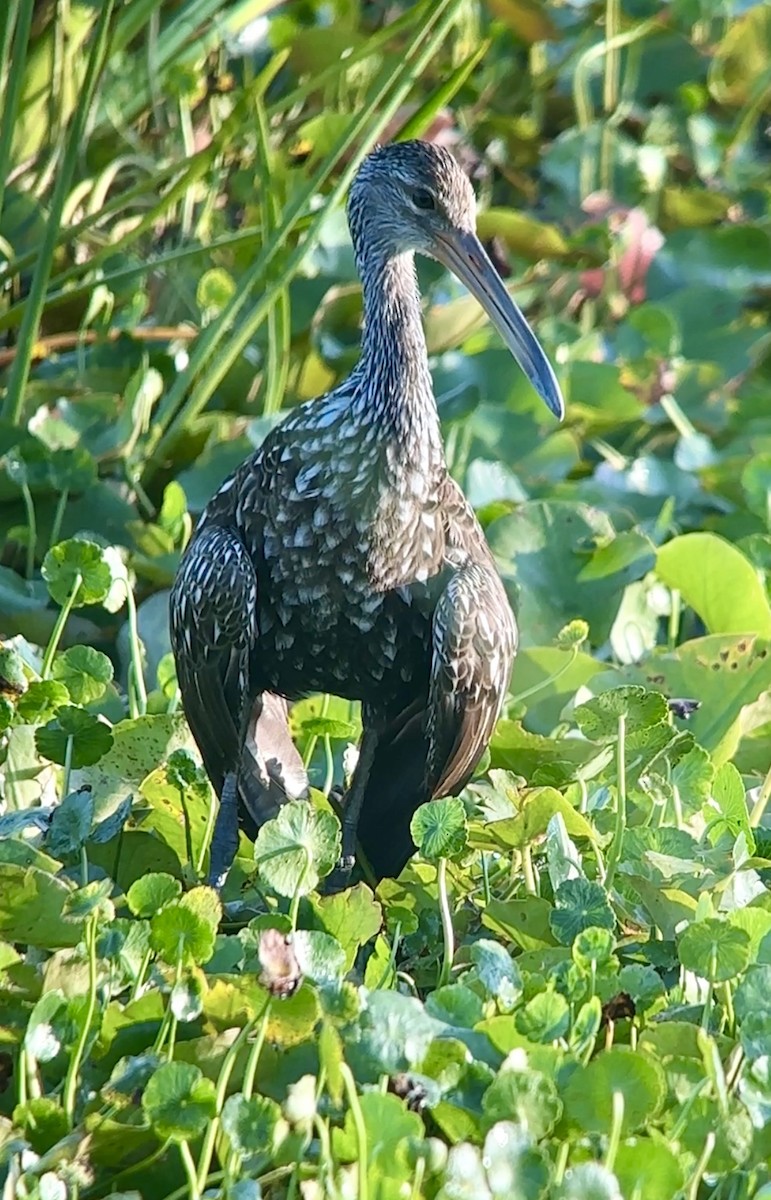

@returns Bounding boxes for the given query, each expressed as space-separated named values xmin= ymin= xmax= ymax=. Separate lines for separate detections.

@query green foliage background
xmin=0 ymin=0 xmax=770 ymax=1197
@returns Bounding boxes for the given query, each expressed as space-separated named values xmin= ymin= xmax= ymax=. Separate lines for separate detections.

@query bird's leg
xmin=326 ymin=725 xmax=380 ymax=886
xmin=207 ymin=769 xmax=240 ymax=891
xmin=340 ymin=726 xmax=380 ymax=867
xmin=207 ymin=695 xmax=261 ymax=891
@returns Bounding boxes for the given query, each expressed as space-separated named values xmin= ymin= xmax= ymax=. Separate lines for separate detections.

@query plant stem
xmin=437 ymin=858 xmax=454 ymax=988
xmin=604 ymin=1089 xmax=624 ymax=1172
xmin=20 ymin=482 xmax=37 ymax=579
xmin=687 ymin=1131 xmax=715 ymax=1200
xmin=41 ymin=574 xmax=82 ymax=678
xmin=124 ymin=580 xmax=147 ymax=716
xmin=63 ymin=913 xmax=98 ymax=1127
xmin=512 ymin=648 xmax=577 ymax=706
xmin=604 ymin=712 xmax=627 ymax=894
xmin=241 ymin=1002 xmax=272 ymax=1101
xmin=521 ymin=844 xmax=537 ymax=895
xmin=340 ymin=1064 xmax=368 ymax=1200
xmin=178 ymin=1140 xmax=200 ymax=1200
xmin=197 ymin=1016 xmax=257 ymax=1190
xmin=750 ymin=763 xmax=771 ymax=827
xmin=49 ymin=490 xmax=69 ymax=553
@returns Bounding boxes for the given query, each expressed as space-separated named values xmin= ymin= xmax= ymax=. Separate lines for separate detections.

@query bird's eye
xmin=410 ymin=188 xmax=436 ymax=211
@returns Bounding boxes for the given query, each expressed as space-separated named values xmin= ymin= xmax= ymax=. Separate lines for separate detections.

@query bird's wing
xmin=169 ymin=523 xmax=259 ymax=800
xmin=426 ymin=560 xmax=517 ymax=800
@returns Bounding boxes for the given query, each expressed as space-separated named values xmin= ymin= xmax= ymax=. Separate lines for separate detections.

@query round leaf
xmin=574 ymin=687 xmax=668 ymax=744
xmin=35 ymin=707 xmax=114 ymax=768
xmin=150 ymin=901 xmax=215 ymax=966
xmin=52 ymin=646 xmax=113 ymax=705
xmin=221 ymin=1093 xmax=281 ymax=1165
xmin=42 ymin=539 xmax=113 ymax=608
xmin=254 ymin=800 xmax=340 ymax=897
xmin=17 ymin=680 xmax=69 ymax=723
xmin=483 ymin=1069 xmax=562 ymax=1140
xmin=515 ymin=991 xmax=570 ymax=1043
xmin=549 ymin=879 xmax=615 ymax=946
xmin=410 ymin=796 xmax=468 ymax=861
xmin=678 ymin=918 xmax=750 ymax=983
xmin=141 ymin=1062 xmax=215 ymax=1141
xmin=563 ymin=1047 xmax=665 ymax=1135
xmin=127 ymin=873 xmax=182 ymax=918
xmin=483 ymin=1122 xmax=551 ymax=1200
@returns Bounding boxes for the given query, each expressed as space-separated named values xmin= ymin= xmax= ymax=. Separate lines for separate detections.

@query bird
xmin=169 ymin=139 xmax=564 ymax=890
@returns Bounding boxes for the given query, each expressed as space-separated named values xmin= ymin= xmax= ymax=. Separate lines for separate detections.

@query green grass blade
xmin=2 ymin=0 xmax=117 ymax=425
xmin=0 ymin=0 xmax=34 ymax=223
xmin=142 ymin=0 xmax=466 ymax=479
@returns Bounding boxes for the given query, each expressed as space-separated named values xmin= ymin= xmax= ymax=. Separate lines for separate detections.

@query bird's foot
xmin=324 ymin=853 xmax=355 ymax=894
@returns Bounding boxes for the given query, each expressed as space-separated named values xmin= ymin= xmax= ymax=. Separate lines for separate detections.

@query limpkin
xmin=170 ymin=140 xmax=564 ymax=889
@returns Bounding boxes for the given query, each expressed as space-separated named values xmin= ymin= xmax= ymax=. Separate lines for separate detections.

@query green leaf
xmin=150 ymin=901 xmax=216 ymax=966
xmin=16 ymin=680 xmax=70 ymax=723
xmin=292 ymin=929 xmax=346 ymax=986
xmin=482 ymin=1121 xmax=552 ymax=1200
xmin=126 ymin=873 xmax=182 ymax=918
xmin=735 ymin=966 xmax=771 ymax=1024
xmin=35 ymin=706 xmax=113 ymax=768
xmin=63 ymin=878 xmax=114 ymax=922
xmin=708 ymin=761 xmax=755 ymax=853
xmin=483 ymin=1069 xmax=562 ymax=1140
xmin=24 ymin=990 xmax=68 ymax=1062
xmin=572 ymin=927 xmax=616 ymax=973
xmin=487 ymin=502 xmax=653 ymax=647
xmin=477 ymin=207 xmax=568 ymax=259
xmin=613 ymin=1138 xmax=683 ymax=1200
xmin=48 ymin=446 xmax=97 ymax=494
xmin=334 ymin=1090 xmax=424 ymax=1162
xmin=550 ymin=879 xmax=615 ymax=945
xmin=12 ymin=1097 xmax=69 ymax=1156
xmin=220 ymin=1093 xmax=281 ymax=1166
xmin=52 ymin=645 xmax=113 ymax=705
xmin=426 ymin=984 xmax=485 ymax=1029
xmin=557 ymin=1163 xmax=623 ymax=1200
xmin=467 ymin=940 xmax=523 ymax=1009
xmin=411 ymin=797 xmax=467 ymax=861
xmin=254 ymin=800 xmax=340 ymax=897
xmin=307 ymin=883 xmax=382 ymax=972
xmin=574 ymin=687 xmax=668 ymax=743
xmin=41 ymin=538 xmax=114 ymax=608
xmin=590 ymin=634 xmax=771 ymax=762
xmin=486 ymin=787 xmax=596 ymax=849
xmin=47 ymin=786 xmax=94 ymax=857
xmin=0 ymin=865 xmax=83 ymax=948
xmin=515 ymin=991 xmax=570 ymax=1043
xmin=563 ymin=1047 xmax=665 ymax=1135
xmin=0 ymin=645 xmax=27 ymax=694
xmin=678 ymin=918 xmax=750 ymax=983
xmin=656 ymin=533 xmax=771 ymax=637
xmin=141 ymin=1062 xmax=216 ymax=1142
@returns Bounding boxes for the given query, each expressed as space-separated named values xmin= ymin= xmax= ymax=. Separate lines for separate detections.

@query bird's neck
xmin=355 ymin=251 xmax=443 ymax=464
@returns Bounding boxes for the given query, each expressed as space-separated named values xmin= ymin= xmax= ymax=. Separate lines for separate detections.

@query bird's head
xmin=347 ymin=140 xmax=564 ymax=420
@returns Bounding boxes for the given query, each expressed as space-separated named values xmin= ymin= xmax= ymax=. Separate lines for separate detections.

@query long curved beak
xmin=433 ymin=229 xmax=564 ymax=420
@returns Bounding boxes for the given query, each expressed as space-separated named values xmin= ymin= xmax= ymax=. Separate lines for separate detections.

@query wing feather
xmin=169 ymin=525 xmax=258 ymax=798
xmin=426 ymin=562 xmax=517 ymax=799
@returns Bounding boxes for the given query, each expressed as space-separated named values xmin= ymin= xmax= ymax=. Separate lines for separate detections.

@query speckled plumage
xmin=170 ymin=140 xmax=562 ymax=886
